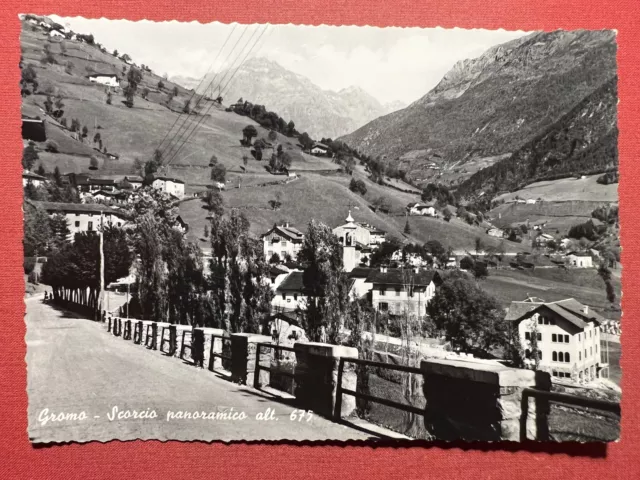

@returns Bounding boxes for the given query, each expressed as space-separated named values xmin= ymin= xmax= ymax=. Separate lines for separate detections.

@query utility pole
xmin=98 ymin=211 xmax=105 ymax=319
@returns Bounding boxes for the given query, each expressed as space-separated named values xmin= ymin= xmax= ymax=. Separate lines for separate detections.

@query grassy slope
xmin=494 ymin=174 xmax=618 ymax=203
xmin=19 ymin=25 xmax=526 ymax=254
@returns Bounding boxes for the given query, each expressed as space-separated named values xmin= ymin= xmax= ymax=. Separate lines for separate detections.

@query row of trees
xmin=233 ymin=99 xmax=297 ymax=137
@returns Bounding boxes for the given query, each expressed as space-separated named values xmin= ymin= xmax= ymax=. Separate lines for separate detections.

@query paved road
xmin=26 ymin=295 xmax=373 ymax=443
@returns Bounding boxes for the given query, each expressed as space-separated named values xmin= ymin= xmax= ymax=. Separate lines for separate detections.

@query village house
xmin=87 ymin=178 xmax=116 ymax=193
xmin=48 ymin=29 xmax=65 ymax=39
xmin=22 ymin=170 xmax=47 ymax=188
xmin=367 ymin=266 xmax=439 ymax=317
xmin=32 ymin=201 xmax=127 ymax=240
xmin=123 ymin=175 xmax=144 ymax=189
xmin=359 ymin=223 xmax=386 ymax=247
xmin=506 ymin=297 xmax=606 ymax=382
xmin=261 ymin=223 xmax=305 ymax=262
xmin=406 ymin=202 xmax=436 ymax=216
xmin=535 ymin=233 xmax=556 ymax=246
xmin=272 ymin=271 xmax=307 ymax=312
xmin=151 ymin=176 xmax=185 ymax=199
xmin=348 ymin=267 xmax=373 ymax=299
xmin=333 ymin=212 xmax=385 ymax=251
xmin=91 ymin=189 xmax=126 ymax=204
xmin=566 ymin=252 xmax=594 ymax=268
xmin=267 ymin=265 xmax=292 ymax=291
xmin=87 ymin=73 xmax=120 ymax=88
xmin=310 ymin=142 xmax=329 ymax=156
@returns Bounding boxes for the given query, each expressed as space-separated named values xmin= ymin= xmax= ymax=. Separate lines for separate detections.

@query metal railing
xmin=520 ymin=387 xmax=621 ymax=441
xmin=253 ymin=343 xmax=297 ymax=390
xmin=335 ymin=357 xmax=424 ymax=421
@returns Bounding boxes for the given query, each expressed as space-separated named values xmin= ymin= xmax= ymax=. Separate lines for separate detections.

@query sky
xmin=50 ymin=16 xmax=528 ymax=105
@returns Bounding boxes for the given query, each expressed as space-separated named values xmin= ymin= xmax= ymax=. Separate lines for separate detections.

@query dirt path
xmin=26 ymin=296 xmax=372 ymax=443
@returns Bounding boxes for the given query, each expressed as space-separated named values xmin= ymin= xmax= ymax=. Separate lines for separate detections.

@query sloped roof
xmin=124 ymin=175 xmax=144 ymax=182
xmin=153 ymin=176 xmax=185 ymax=184
xmin=505 ymin=297 xmax=602 ymax=328
xmin=365 ymin=268 xmax=437 ymax=287
xmin=89 ymin=178 xmax=116 ymax=185
xmin=349 ymin=267 xmax=372 ymax=278
xmin=31 ymin=200 xmax=126 ymax=218
xmin=357 ymin=223 xmax=385 ymax=234
xmin=262 ymin=224 xmax=304 ymax=241
xmin=22 ymin=170 xmax=46 ymax=181
xmin=277 ymin=271 xmax=305 ymax=292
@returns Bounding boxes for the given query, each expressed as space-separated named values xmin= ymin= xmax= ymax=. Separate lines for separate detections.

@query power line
xmin=164 ymin=25 xmax=269 ymax=168
xmin=161 ymin=24 xmax=259 ymax=165
xmin=153 ymin=24 xmax=239 ymax=157
xmin=160 ymin=25 xmax=253 ymax=165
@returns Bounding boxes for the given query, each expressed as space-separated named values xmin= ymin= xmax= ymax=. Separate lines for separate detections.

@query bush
xmin=269 ymin=253 xmax=281 ymax=264
xmin=349 ymin=178 xmax=367 ymax=195
xmin=89 ymin=156 xmax=99 ymax=170
xmin=45 ymin=140 xmax=59 ymax=153
xmin=24 ymin=257 xmax=36 ymax=275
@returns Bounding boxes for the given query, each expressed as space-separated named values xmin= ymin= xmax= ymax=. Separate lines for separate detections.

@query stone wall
xmin=421 ymin=358 xmax=551 ymax=442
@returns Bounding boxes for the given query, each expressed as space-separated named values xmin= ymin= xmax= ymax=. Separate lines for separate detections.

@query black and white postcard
xmin=21 ymin=15 xmax=621 ymax=444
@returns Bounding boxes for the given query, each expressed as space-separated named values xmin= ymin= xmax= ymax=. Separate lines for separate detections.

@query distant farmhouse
xmin=151 ymin=176 xmax=185 ymax=199
xmin=87 ymin=73 xmax=120 ymax=88
xmin=261 ymin=223 xmax=305 ymax=262
xmin=31 ymin=201 xmax=127 ymax=241
xmin=566 ymin=252 xmax=594 ymax=268
xmin=506 ymin=297 xmax=605 ymax=382
xmin=123 ymin=175 xmax=144 ymax=189
xmin=272 ymin=270 xmax=306 ymax=312
xmin=310 ymin=142 xmax=329 ymax=156
xmin=406 ymin=202 xmax=436 ymax=217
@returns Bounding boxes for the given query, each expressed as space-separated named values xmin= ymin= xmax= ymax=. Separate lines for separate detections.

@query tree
xmin=89 ymin=156 xmax=99 ymax=170
xmin=141 ymin=87 xmax=150 ymax=100
xmin=286 ymin=120 xmax=295 ymax=136
xmin=242 ymin=155 xmax=249 ymax=168
xmin=106 ymin=91 xmax=112 ymax=105
xmin=299 ymin=132 xmax=314 ymax=152
xmin=442 ymin=207 xmax=453 ymax=222
xmin=298 ymin=220 xmax=349 ymax=343
xmin=22 ymin=144 xmax=39 ymax=170
xmin=473 ymin=261 xmax=489 ymax=280
xmin=49 ymin=214 xmax=71 ymax=252
xmin=36 ymin=164 xmax=46 ymax=176
xmin=210 ymin=163 xmax=227 ymax=183
xmin=158 ymin=80 xmax=165 ymax=90
xmin=459 ymin=256 xmax=474 ymax=270
xmin=598 ymin=263 xmax=617 ymax=306
xmin=203 ymin=224 xmax=210 ymax=239
xmin=242 ymin=125 xmax=258 ymax=145
xmin=172 ymin=86 xmax=179 ymax=97
xmin=93 ymin=132 xmax=101 ymax=144
xmin=71 ymin=118 xmax=81 ymax=132
xmin=404 ymin=218 xmax=411 ymax=235
xmin=268 ymin=130 xmax=277 ymax=143
xmin=123 ymin=66 xmax=143 ymax=107
xmin=45 ymin=140 xmax=59 ymax=153
xmin=23 ymin=203 xmax=53 ymax=257
xmin=64 ymin=61 xmax=74 ymax=75
xmin=44 ymin=96 xmax=53 ymax=114
xmin=81 ymin=126 xmax=88 ymax=138
xmin=349 ymin=178 xmax=367 ymax=195
xmin=209 ymin=154 xmax=218 ymax=166
xmin=428 ymin=276 xmax=508 ymax=355
xmin=269 ymin=252 xmax=281 ymax=264
xmin=204 ymin=190 xmax=224 ymax=217
xmin=113 ymin=49 xmax=119 ymax=57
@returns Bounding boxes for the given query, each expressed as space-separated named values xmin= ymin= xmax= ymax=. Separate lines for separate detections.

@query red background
xmin=1 ymin=1 xmax=638 ymax=478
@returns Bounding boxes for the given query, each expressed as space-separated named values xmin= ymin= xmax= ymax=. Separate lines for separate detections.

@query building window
xmin=75 ymin=221 xmax=80 ymax=227
xmin=585 ymin=349 xmax=587 ymax=358
xmin=395 ymin=288 xmax=401 ymax=296
xmin=537 ymin=333 xmax=542 ymax=342
xmin=88 ymin=221 xmax=93 ymax=231
xmin=590 ymin=347 xmax=593 ymax=356
xmin=565 ymin=352 xmax=570 ymax=362
xmin=380 ymin=288 xmax=386 ymax=296
xmin=564 ymin=334 xmax=569 ymax=343
xmin=282 ymin=293 xmax=285 ymax=300
xmin=379 ymin=302 xmax=388 ymax=312
xmin=579 ymin=351 xmax=581 ymax=361
xmin=578 ymin=333 xmax=581 ymax=342
xmin=294 ymin=294 xmax=298 ymax=301
xmin=552 ymin=334 xmax=557 ymax=342
xmin=552 ymin=351 xmax=557 ymax=362
xmin=538 ymin=317 xmax=543 ymax=325
xmin=525 ymin=332 xmax=531 ymax=340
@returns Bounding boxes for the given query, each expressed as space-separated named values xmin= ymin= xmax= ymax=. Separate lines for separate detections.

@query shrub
xmin=45 ymin=140 xmax=59 ymax=153
xmin=269 ymin=253 xmax=281 ymax=264
xmin=89 ymin=156 xmax=99 ymax=170
xmin=64 ymin=61 xmax=74 ymax=75
xmin=349 ymin=178 xmax=367 ymax=195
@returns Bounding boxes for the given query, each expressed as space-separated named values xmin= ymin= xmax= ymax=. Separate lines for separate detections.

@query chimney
xmin=285 ymin=222 xmax=289 ymax=228
xmin=583 ymin=305 xmax=589 ymax=315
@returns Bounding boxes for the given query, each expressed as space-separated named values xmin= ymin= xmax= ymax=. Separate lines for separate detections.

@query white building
xmin=123 ymin=175 xmax=144 ymax=190
xmin=406 ymin=202 xmax=436 ymax=216
xmin=33 ymin=201 xmax=127 ymax=241
xmin=487 ymin=227 xmax=505 ymax=238
xmin=272 ymin=271 xmax=307 ymax=312
xmin=23 ymin=170 xmax=46 ymax=188
xmin=261 ymin=224 xmax=305 ymax=262
xmin=566 ymin=253 xmax=594 ymax=268
xmin=48 ymin=29 xmax=65 ymax=39
xmin=310 ymin=143 xmax=329 ymax=156
xmin=367 ymin=267 xmax=439 ymax=317
xmin=87 ymin=73 xmax=120 ymax=88
xmin=152 ymin=176 xmax=185 ymax=199
xmin=348 ymin=267 xmax=373 ymax=299
xmin=506 ymin=298 xmax=606 ymax=382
